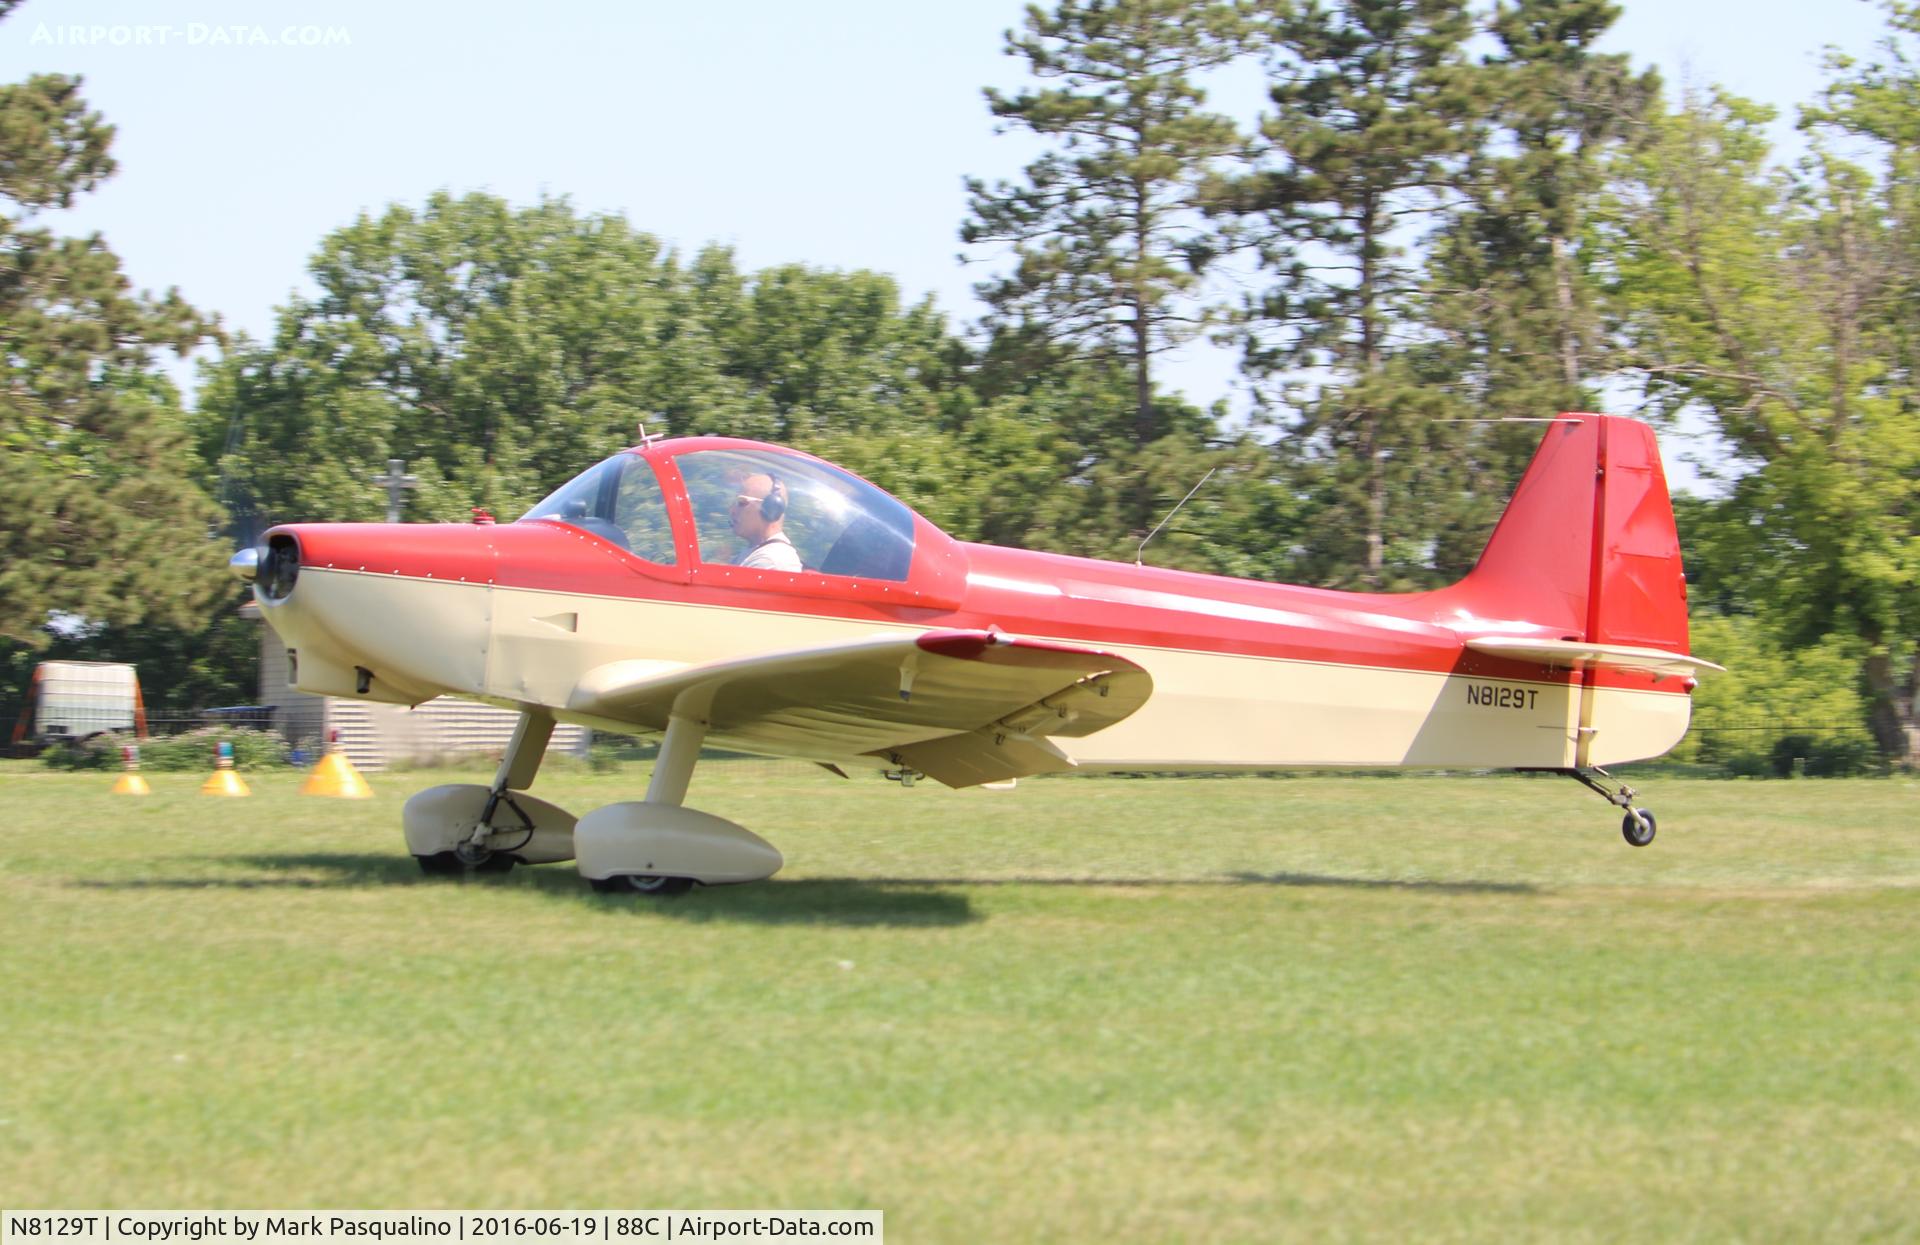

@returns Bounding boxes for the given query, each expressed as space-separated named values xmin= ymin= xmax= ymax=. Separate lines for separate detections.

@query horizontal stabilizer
xmin=1465 ymin=637 xmax=1724 ymax=681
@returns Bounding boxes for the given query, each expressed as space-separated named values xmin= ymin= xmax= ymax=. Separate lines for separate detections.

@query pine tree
xmin=1218 ymin=0 xmax=1482 ymax=588
xmin=0 ymin=60 xmax=224 ymax=643
xmin=1418 ymin=0 xmax=1657 ymax=576
xmin=961 ymin=0 xmax=1246 ymax=445
xmin=1483 ymin=0 xmax=1654 ymax=391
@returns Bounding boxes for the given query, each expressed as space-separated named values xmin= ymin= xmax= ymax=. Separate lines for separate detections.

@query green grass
xmin=3 ymin=766 xmax=1918 ymax=1241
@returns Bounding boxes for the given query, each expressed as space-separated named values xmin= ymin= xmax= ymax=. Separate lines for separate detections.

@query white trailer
xmin=16 ymin=661 xmax=146 ymax=742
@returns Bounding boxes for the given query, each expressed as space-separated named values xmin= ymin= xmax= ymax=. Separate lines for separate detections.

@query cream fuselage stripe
xmin=290 ymin=569 xmax=1691 ymax=769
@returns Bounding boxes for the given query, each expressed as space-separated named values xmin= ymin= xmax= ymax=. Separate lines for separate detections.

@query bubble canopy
xmin=517 ymin=441 xmax=924 ymax=585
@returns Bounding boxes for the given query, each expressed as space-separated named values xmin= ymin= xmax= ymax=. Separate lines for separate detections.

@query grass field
xmin=2 ymin=763 xmax=1917 ymax=1241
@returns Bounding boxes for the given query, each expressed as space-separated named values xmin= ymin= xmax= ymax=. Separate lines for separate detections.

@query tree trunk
xmin=1909 ymin=650 xmax=1920 ymax=768
xmin=1364 ymin=413 xmax=1384 ymax=587
xmin=1359 ymin=194 xmax=1383 ymax=589
xmin=1133 ymin=178 xmax=1154 ymax=444
xmin=1863 ymin=649 xmax=1920 ymax=769
xmin=1553 ymin=233 xmax=1579 ymax=389
xmin=1134 ymin=314 xmax=1152 ymax=444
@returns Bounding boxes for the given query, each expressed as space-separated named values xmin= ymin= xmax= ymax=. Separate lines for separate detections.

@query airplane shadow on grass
xmin=805 ymin=873 xmax=1539 ymax=896
xmin=74 ymin=853 xmax=979 ymax=928
xmin=69 ymin=855 xmax=1538 ymax=927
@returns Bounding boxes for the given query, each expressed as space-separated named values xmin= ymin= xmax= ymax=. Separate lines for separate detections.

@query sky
xmin=0 ymin=0 xmax=1899 ymax=435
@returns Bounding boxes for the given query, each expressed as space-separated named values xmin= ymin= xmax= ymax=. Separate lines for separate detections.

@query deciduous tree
xmin=198 ymin=194 xmax=971 ymax=529
xmin=1605 ymin=69 xmax=1920 ymax=765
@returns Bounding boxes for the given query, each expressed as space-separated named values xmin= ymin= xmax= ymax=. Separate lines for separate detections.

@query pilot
xmin=731 ymin=473 xmax=803 ymax=572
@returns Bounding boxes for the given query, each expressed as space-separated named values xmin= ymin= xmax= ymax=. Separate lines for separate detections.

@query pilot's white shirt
xmin=740 ymin=532 xmax=802 ymax=572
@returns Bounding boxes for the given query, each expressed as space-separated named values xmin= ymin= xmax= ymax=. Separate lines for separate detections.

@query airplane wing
xmin=1464 ymin=637 xmax=1725 ymax=681
xmin=567 ymin=629 xmax=1152 ymax=787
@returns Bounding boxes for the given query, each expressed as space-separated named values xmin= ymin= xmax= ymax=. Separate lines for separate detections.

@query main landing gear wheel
xmin=1621 ymin=809 xmax=1657 ymax=847
xmin=589 ymin=874 xmax=695 ymax=897
xmin=415 ymin=850 xmax=516 ymax=876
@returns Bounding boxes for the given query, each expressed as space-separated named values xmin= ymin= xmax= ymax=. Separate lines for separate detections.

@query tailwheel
xmin=1543 ymin=765 xmax=1665 ymax=847
xmin=590 ymin=874 xmax=695 ymax=897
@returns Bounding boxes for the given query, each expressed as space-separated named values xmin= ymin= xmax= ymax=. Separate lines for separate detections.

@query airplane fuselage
xmin=258 ymin=519 xmax=1688 ymax=775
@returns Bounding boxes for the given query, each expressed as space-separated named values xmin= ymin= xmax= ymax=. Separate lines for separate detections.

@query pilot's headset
xmin=759 ymin=475 xmax=788 ymax=523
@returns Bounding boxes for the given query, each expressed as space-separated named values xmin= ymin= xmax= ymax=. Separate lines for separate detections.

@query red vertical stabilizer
xmin=1457 ymin=414 xmax=1690 ymax=653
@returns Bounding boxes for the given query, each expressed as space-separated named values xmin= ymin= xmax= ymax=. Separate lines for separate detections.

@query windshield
xmin=517 ymin=454 xmax=676 ymax=564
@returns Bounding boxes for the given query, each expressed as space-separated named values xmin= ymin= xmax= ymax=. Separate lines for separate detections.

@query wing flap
xmin=1465 ymin=637 xmax=1724 ymax=680
xmin=874 ymin=731 xmax=1076 ymax=788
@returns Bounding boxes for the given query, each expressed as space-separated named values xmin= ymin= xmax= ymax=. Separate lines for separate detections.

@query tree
xmin=1217 ymin=0 xmax=1483 ymax=588
xmin=1 ymin=590 xmax=259 ymax=716
xmin=961 ymin=0 xmax=1246 ymax=444
xmin=199 ymin=195 xmax=695 ymax=526
xmin=1675 ymin=614 xmax=1876 ymax=776
xmin=1603 ymin=71 xmax=1920 ymax=766
xmin=961 ymin=366 xmax=1291 ymax=572
xmin=1796 ymin=10 xmax=1920 ymax=765
xmin=1456 ymin=0 xmax=1655 ymax=395
xmin=1414 ymin=0 xmax=1658 ymax=577
xmin=197 ymin=193 xmax=978 ymax=531
xmin=0 ymin=58 xmax=225 ymax=644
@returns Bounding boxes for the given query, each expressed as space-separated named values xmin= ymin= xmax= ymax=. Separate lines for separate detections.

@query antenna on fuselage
xmin=1136 ymin=466 xmax=1218 ymax=567
xmin=636 ymin=418 xmax=665 ymax=449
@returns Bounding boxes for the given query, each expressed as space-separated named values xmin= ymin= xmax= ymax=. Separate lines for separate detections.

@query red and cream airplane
xmin=233 ymin=412 xmax=1719 ymax=894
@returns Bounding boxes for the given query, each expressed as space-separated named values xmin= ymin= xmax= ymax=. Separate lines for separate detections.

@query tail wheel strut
xmin=1525 ymin=766 xmax=1658 ymax=847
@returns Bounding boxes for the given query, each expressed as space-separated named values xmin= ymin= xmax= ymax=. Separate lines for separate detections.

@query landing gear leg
xmin=586 ymin=712 xmax=706 ymax=895
xmin=420 ymin=710 xmax=554 ymax=874
xmin=575 ymin=710 xmax=783 ymax=894
xmin=644 ymin=711 xmax=706 ymax=808
xmin=1560 ymin=766 xmax=1657 ymax=847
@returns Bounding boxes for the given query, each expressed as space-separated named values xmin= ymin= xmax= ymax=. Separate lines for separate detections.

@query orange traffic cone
xmin=110 ymin=744 xmax=150 ymax=796
xmin=302 ymin=730 xmax=372 ymax=798
xmin=200 ymin=740 xmax=250 ymax=797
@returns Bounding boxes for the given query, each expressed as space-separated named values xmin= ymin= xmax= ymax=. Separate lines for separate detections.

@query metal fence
xmin=1679 ymin=716 xmax=1881 ymax=777
xmin=150 ymin=707 xmax=279 ymax=735
xmin=6 ymin=701 xmax=279 ymax=755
